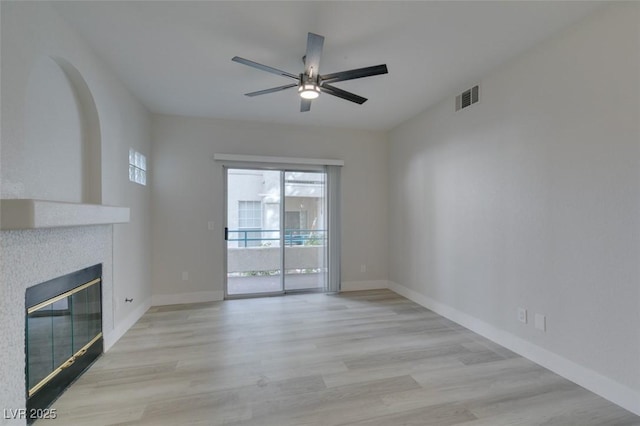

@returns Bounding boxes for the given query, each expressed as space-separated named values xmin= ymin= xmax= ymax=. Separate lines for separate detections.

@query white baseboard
xmin=387 ymin=281 xmax=640 ymax=417
xmin=151 ymin=290 xmax=224 ymax=306
xmin=341 ymin=280 xmax=389 ymax=291
xmin=103 ymin=297 xmax=151 ymax=351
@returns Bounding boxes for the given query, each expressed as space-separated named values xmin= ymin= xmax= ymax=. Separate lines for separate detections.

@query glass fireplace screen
xmin=25 ymin=267 xmax=102 ymax=402
xmin=26 ymin=279 xmax=101 ymax=396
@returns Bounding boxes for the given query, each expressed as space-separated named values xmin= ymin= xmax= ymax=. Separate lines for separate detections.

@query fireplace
xmin=25 ymin=264 xmax=103 ymax=423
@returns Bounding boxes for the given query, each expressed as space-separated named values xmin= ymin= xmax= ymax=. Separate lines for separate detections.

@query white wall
xmin=388 ymin=3 xmax=640 ymax=414
xmin=151 ymin=115 xmax=389 ymax=303
xmin=0 ymin=4 xmax=152 ymax=418
xmin=20 ymin=56 xmax=84 ymax=202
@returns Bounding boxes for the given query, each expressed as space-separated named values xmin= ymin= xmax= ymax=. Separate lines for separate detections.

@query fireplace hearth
xmin=25 ymin=264 xmax=103 ymax=424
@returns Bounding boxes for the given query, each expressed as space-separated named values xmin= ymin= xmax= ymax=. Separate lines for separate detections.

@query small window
xmin=129 ymin=148 xmax=147 ymax=186
xmin=238 ymin=201 xmax=262 ymax=247
xmin=238 ymin=201 xmax=262 ymax=228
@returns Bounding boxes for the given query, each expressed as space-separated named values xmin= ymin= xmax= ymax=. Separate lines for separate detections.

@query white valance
xmin=213 ymin=153 xmax=344 ymax=167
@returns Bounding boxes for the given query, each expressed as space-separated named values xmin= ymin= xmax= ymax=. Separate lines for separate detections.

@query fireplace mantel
xmin=0 ymin=199 xmax=130 ymax=230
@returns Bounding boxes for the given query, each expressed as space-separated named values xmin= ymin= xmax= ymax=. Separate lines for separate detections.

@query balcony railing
xmin=228 ymin=229 xmax=326 ymax=247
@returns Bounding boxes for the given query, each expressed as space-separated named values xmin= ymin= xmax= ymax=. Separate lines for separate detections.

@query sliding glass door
xmin=226 ymin=168 xmax=282 ymax=296
xmin=225 ymin=167 xmax=327 ymax=297
xmin=284 ymin=171 xmax=326 ymax=291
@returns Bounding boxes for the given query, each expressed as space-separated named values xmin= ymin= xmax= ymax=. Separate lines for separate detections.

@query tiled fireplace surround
xmin=0 ymin=225 xmax=114 ymax=421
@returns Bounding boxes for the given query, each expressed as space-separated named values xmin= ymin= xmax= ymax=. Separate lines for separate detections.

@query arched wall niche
xmin=23 ymin=56 xmax=102 ymax=204
xmin=52 ymin=56 xmax=102 ymax=204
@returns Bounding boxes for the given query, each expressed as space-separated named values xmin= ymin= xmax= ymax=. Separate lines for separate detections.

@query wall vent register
xmin=456 ymin=85 xmax=479 ymax=111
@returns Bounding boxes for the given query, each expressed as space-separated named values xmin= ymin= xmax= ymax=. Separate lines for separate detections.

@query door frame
xmin=222 ymin=164 xmax=327 ymax=299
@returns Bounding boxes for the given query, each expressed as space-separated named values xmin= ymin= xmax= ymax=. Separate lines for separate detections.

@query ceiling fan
xmin=232 ymin=32 xmax=388 ymax=112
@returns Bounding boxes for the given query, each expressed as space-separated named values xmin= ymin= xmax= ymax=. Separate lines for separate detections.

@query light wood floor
xmin=45 ymin=290 xmax=639 ymax=425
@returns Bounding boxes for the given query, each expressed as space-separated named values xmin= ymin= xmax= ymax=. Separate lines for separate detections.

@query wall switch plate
xmin=535 ymin=314 xmax=546 ymax=331
xmin=208 ymin=221 xmax=215 ymax=231
xmin=182 ymin=271 xmax=189 ymax=281
xmin=517 ymin=307 xmax=527 ymax=324
xmin=360 ymin=264 xmax=366 ymax=273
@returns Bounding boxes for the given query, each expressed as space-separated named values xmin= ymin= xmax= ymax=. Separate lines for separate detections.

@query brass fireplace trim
xmin=27 ymin=276 xmax=103 ymax=397
xmin=28 ymin=332 xmax=103 ymax=397
xmin=27 ymin=278 xmax=101 ymax=314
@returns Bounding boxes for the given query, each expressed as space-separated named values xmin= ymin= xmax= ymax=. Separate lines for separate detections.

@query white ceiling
xmin=53 ymin=1 xmax=604 ymax=131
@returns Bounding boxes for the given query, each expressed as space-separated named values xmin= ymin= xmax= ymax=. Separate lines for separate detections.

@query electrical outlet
xmin=208 ymin=221 xmax=215 ymax=231
xmin=517 ymin=307 xmax=527 ymax=324
xmin=182 ymin=271 xmax=189 ymax=281
xmin=360 ymin=264 xmax=366 ymax=273
xmin=535 ymin=313 xmax=546 ymax=331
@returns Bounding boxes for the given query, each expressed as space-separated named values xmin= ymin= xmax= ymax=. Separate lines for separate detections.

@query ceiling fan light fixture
xmin=298 ymin=82 xmax=320 ymax=100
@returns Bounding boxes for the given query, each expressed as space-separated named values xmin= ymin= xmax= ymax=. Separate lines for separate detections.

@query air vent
xmin=455 ymin=85 xmax=479 ymax=111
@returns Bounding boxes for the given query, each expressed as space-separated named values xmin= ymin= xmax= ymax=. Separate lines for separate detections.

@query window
xmin=238 ymin=201 xmax=262 ymax=228
xmin=238 ymin=201 xmax=262 ymax=247
xmin=129 ymin=148 xmax=147 ymax=185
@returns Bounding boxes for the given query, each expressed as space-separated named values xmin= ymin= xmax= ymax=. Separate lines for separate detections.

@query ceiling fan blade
xmin=245 ymin=84 xmax=298 ymax=97
xmin=321 ymin=64 xmax=388 ymax=84
xmin=304 ymin=33 xmax=324 ymax=77
xmin=300 ymin=99 xmax=312 ymax=112
xmin=232 ymin=56 xmax=298 ymax=80
xmin=320 ymin=84 xmax=367 ymax=105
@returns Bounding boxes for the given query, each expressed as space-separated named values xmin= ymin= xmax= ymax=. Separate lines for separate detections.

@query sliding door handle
xmin=224 ymin=227 xmax=228 ymax=241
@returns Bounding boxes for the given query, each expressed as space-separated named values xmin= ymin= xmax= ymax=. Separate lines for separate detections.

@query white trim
xmin=213 ymin=153 xmax=344 ymax=167
xmin=387 ymin=281 xmax=640 ymax=417
xmin=151 ymin=290 xmax=224 ymax=307
xmin=341 ymin=280 xmax=389 ymax=291
xmin=0 ymin=199 xmax=130 ymax=230
xmin=223 ymin=166 xmax=230 ymax=299
xmin=103 ymin=297 xmax=151 ymax=351
xmin=326 ymin=165 xmax=342 ymax=293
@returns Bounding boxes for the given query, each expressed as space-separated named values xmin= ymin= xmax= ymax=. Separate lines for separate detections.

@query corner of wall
xmin=151 ymin=291 xmax=224 ymax=307
xmin=103 ymin=296 xmax=151 ymax=351
xmin=341 ymin=280 xmax=389 ymax=292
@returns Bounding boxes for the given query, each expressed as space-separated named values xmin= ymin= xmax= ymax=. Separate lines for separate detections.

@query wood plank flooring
xmin=44 ymin=290 xmax=640 ymax=425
